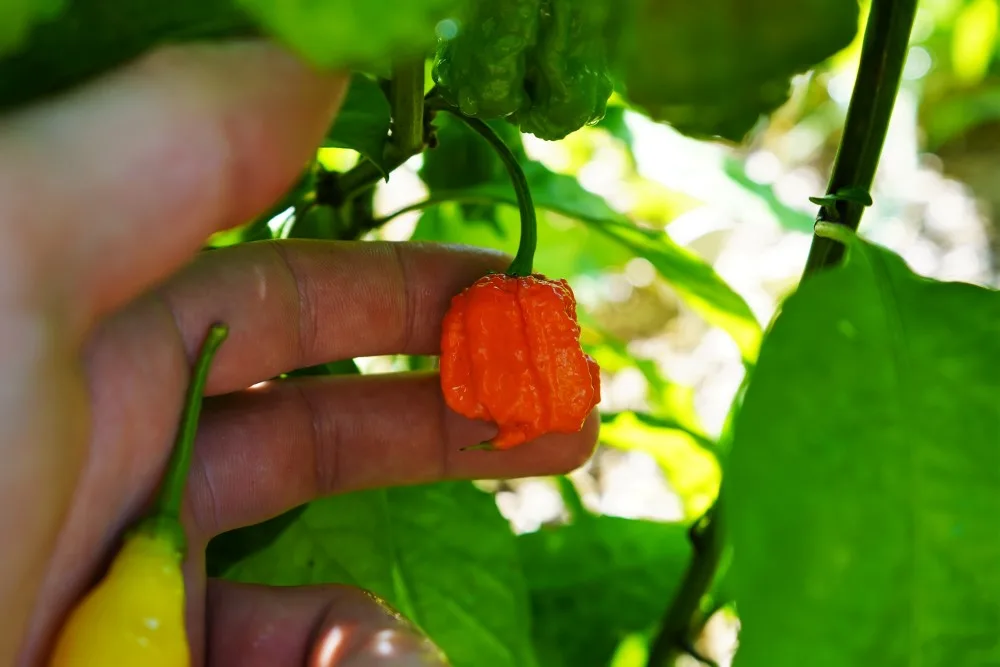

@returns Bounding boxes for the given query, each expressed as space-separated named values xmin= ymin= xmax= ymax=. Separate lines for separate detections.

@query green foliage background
xmin=7 ymin=0 xmax=1000 ymax=665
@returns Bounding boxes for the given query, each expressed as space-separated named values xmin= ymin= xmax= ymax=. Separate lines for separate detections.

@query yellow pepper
xmin=47 ymin=530 xmax=188 ymax=667
xmin=48 ymin=323 xmax=229 ymax=667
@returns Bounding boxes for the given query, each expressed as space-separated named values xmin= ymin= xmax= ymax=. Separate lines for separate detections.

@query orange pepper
xmin=440 ymin=272 xmax=601 ymax=449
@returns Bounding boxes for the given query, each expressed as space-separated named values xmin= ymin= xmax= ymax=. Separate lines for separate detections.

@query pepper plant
xmin=7 ymin=0 xmax=1000 ymax=666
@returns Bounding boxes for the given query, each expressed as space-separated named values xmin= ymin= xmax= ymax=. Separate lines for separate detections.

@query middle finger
xmin=186 ymin=373 xmax=598 ymax=540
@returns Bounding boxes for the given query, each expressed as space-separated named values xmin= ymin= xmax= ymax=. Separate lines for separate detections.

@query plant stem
xmin=439 ymin=108 xmax=537 ymax=276
xmin=647 ymin=496 xmax=727 ymax=667
xmin=801 ymin=0 xmax=918 ymax=278
xmin=330 ymin=60 xmax=428 ymax=204
xmin=389 ymin=58 xmax=427 ymax=157
xmin=152 ymin=323 xmax=229 ymax=524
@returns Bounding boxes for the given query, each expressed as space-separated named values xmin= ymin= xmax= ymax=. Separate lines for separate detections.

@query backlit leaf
xmin=728 ymin=232 xmax=1000 ymax=666
xmin=222 ymin=481 xmax=538 ymax=667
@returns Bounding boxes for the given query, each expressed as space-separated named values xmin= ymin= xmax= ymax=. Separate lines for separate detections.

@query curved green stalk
xmin=802 ymin=0 xmax=918 ymax=277
xmin=439 ymin=109 xmax=537 ymax=277
xmin=140 ymin=323 xmax=229 ymax=553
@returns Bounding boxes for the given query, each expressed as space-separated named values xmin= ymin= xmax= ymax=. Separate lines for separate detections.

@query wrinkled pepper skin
xmin=48 ymin=532 xmax=189 ymax=667
xmin=433 ymin=0 xmax=543 ymax=119
xmin=441 ymin=273 xmax=601 ymax=449
xmin=513 ymin=0 xmax=615 ymax=140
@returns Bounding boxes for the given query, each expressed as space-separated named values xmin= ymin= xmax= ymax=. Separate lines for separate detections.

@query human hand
xmin=0 ymin=41 xmax=599 ymax=666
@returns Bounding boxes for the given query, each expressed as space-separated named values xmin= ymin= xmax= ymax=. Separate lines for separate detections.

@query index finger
xmin=0 ymin=40 xmax=348 ymax=333
xmin=153 ymin=238 xmax=509 ymax=394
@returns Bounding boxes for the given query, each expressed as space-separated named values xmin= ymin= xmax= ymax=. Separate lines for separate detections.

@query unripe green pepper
xmin=512 ymin=0 xmax=615 ymax=140
xmin=432 ymin=0 xmax=543 ymax=119
xmin=48 ymin=323 xmax=229 ymax=667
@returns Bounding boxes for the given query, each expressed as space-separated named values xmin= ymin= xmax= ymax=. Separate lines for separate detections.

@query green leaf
xmin=222 ymin=481 xmax=538 ymax=667
xmin=409 ymin=160 xmax=762 ymax=362
xmin=0 ymin=0 xmax=64 ymax=58
xmin=728 ymin=233 xmax=1000 ymax=666
xmin=600 ymin=411 xmax=720 ymax=519
xmin=419 ymin=113 xmax=524 ymax=228
xmin=594 ymin=219 xmax=761 ymax=363
xmin=520 ymin=162 xmax=762 ymax=362
xmin=236 ymin=0 xmax=469 ymax=69
xmin=205 ymin=505 xmax=307 ymax=578
xmin=0 ymin=0 xmax=257 ymax=112
xmin=519 ymin=514 xmax=691 ymax=667
xmin=614 ymin=0 xmax=860 ymax=141
xmin=324 ymin=73 xmax=392 ymax=176
xmin=721 ymin=156 xmax=815 ymax=234
xmin=204 ymin=359 xmax=360 ymax=576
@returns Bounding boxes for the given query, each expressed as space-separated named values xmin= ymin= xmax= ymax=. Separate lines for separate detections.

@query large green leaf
xmin=324 ymin=73 xmax=392 ymax=176
xmin=728 ymin=232 xmax=1000 ymax=666
xmin=519 ymin=513 xmax=691 ymax=667
xmin=0 ymin=0 xmax=257 ymax=111
xmin=409 ymin=160 xmax=762 ymax=362
xmin=0 ymin=0 xmax=64 ymax=58
xmin=614 ymin=0 xmax=860 ymax=141
xmin=236 ymin=0 xmax=469 ymax=69
xmin=223 ymin=481 xmax=538 ymax=667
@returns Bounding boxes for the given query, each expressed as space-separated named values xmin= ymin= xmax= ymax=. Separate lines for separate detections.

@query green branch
xmin=388 ymin=58 xmax=427 ymax=157
xmin=328 ymin=60 xmax=429 ymax=204
xmin=801 ymin=0 xmax=918 ymax=277
xmin=646 ymin=497 xmax=726 ymax=667
xmin=140 ymin=322 xmax=228 ymax=554
xmin=423 ymin=107 xmax=538 ymax=276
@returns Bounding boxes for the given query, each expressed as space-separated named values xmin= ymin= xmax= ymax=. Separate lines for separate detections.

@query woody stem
xmin=801 ymin=0 xmax=917 ymax=277
xmin=440 ymin=109 xmax=537 ymax=276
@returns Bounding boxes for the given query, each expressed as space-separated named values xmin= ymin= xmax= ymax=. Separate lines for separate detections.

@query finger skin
xmin=157 ymin=239 xmax=510 ymax=395
xmin=187 ymin=373 xmax=599 ymax=538
xmin=0 ymin=40 xmax=348 ymax=334
xmin=205 ymin=581 xmax=447 ymax=667
xmin=10 ymin=42 xmax=347 ymax=666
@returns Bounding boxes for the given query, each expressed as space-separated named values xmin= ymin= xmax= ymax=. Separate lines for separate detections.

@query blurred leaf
xmin=520 ymin=163 xmax=761 ymax=361
xmin=519 ymin=514 xmax=691 ymax=667
xmin=601 ymin=411 xmax=720 ymax=519
xmin=324 ymin=73 xmax=392 ymax=176
xmin=583 ymin=332 xmax=706 ymax=436
xmin=236 ymin=0 xmax=468 ymax=69
xmin=721 ymin=155 xmax=815 ymax=234
xmin=596 ymin=221 xmax=761 ymax=363
xmin=205 ymin=505 xmax=308 ymax=578
xmin=921 ymin=84 xmax=1000 ymax=149
xmin=609 ymin=633 xmax=653 ymax=667
xmin=408 ymin=159 xmax=761 ymax=362
xmin=728 ymin=233 xmax=1000 ymax=666
xmin=951 ymin=0 xmax=999 ymax=84
xmin=595 ymin=104 xmax=636 ymax=147
xmin=0 ymin=0 xmax=257 ymax=111
xmin=420 ymin=113 xmax=524 ymax=230
xmin=223 ymin=481 xmax=538 ymax=667
xmin=614 ymin=0 xmax=860 ymax=141
xmin=0 ymin=0 xmax=64 ymax=57
xmin=206 ymin=164 xmax=318 ymax=248
xmin=412 ymin=200 xmax=633 ymax=279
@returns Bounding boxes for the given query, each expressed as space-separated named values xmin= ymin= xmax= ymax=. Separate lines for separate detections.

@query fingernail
xmin=308 ymin=591 xmax=450 ymax=667
xmin=339 ymin=627 xmax=450 ymax=666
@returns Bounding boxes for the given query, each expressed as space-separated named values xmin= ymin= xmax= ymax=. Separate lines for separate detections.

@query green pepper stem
xmin=151 ymin=323 xmax=229 ymax=522
xmin=440 ymin=109 xmax=537 ymax=277
xmin=801 ymin=0 xmax=918 ymax=277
